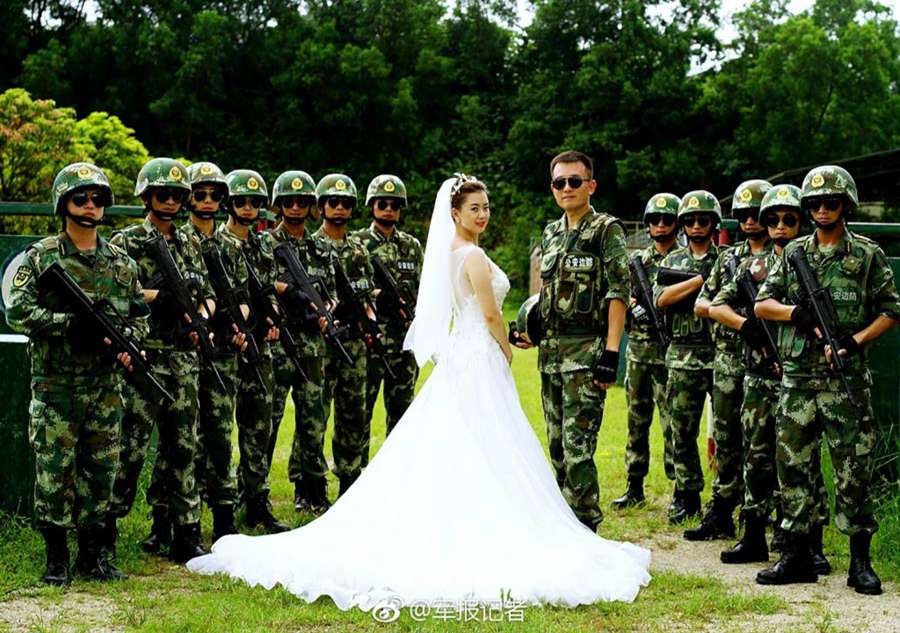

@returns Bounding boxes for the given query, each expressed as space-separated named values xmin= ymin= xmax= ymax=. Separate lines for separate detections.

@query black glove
xmin=835 ymin=334 xmax=861 ymax=360
xmin=508 ymin=321 xmax=521 ymax=345
xmin=739 ymin=317 xmax=768 ymax=350
xmin=592 ymin=350 xmax=619 ymax=384
xmin=790 ymin=305 xmax=817 ymax=335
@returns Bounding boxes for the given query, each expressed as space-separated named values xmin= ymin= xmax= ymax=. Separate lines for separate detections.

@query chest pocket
xmin=559 ymin=252 xmax=597 ymax=315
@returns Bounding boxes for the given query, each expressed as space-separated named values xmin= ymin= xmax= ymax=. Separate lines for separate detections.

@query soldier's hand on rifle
xmin=825 ymin=334 xmax=861 ymax=367
xmin=264 ymin=317 xmax=279 ymax=342
xmin=230 ymin=323 xmax=248 ymax=352
xmin=103 ymin=337 xmax=135 ymax=372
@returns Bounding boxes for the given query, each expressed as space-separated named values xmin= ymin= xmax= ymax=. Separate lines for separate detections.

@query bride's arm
xmin=464 ymin=250 xmax=514 ymax=364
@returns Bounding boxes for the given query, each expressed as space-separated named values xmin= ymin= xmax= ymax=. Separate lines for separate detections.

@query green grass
xmin=3 ymin=335 xmax=897 ymax=631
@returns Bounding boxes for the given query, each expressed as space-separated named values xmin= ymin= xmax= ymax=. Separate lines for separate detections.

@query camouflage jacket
xmin=314 ymin=226 xmax=375 ymax=342
xmin=713 ymin=250 xmax=780 ymax=380
xmin=625 ymin=242 xmax=675 ymax=366
xmin=264 ymin=224 xmax=335 ymax=358
xmin=653 ymin=243 xmax=719 ymax=371
xmin=352 ymin=223 xmax=423 ymax=350
xmin=699 ymin=240 xmax=772 ymax=376
xmin=111 ymin=217 xmax=212 ymax=349
xmin=757 ymin=230 xmax=900 ymax=390
xmin=6 ymin=232 xmax=149 ymax=388
xmin=538 ymin=208 xmax=629 ymax=374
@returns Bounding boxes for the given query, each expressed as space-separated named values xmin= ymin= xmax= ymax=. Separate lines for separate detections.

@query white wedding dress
xmin=187 ymin=243 xmax=651 ymax=610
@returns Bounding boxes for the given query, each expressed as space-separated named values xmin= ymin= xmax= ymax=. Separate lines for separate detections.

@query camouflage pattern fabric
xmin=740 ymin=376 xmax=780 ymax=519
xmin=6 ymin=233 xmax=147 ymax=529
xmin=196 ymin=355 xmax=239 ymax=508
xmin=624 ymin=243 xmax=675 ymax=481
xmin=666 ymin=367 xmax=713 ymax=492
xmin=352 ymin=223 xmax=423 ymax=452
xmin=541 ymin=370 xmax=606 ymax=527
xmin=314 ymin=227 xmax=374 ymax=484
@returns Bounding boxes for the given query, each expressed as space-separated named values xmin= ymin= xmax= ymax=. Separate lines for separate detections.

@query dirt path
xmin=642 ymin=531 xmax=900 ymax=633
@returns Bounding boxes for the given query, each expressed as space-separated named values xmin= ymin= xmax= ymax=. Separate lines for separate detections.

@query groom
xmin=520 ymin=151 xmax=629 ymax=532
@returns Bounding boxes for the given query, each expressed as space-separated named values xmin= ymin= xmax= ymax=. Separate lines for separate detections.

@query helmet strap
xmin=743 ymin=229 xmax=767 ymax=241
xmin=63 ymin=209 xmax=102 ymax=228
xmin=372 ymin=210 xmax=398 ymax=228
xmin=190 ymin=209 xmax=217 ymax=221
xmin=282 ymin=215 xmax=306 ymax=226
xmin=774 ymin=237 xmax=793 ymax=247
xmin=227 ymin=208 xmax=256 ymax=227
xmin=150 ymin=207 xmax=179 ymax=222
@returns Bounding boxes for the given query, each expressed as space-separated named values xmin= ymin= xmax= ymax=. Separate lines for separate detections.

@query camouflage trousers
xmin=710 ymin=365 xmax=745 ymax=506
xmin=361 ymin=349 xmax=418 ymax=468
xmin=323 ymin=339 xmax=368 ymax=484
xmin=195 ymin=354 xmax=239 ymax=509
xmin=777 ymin=387 xmax=876 ymax=536
xmin=236 ymin=348 xmax=274 ymax=502
xmin=269 ymin=352 xmax=328 ymax=484
xmin=666 ymin=367 xmax=713 ymax=493
xmin=623 ymin=359 xmax=674 ymax=480
xmin=541 ymin=369 xmax=606 ymax=527
xmin=110 ymin=350 xmax=201 ymax=526
xmin=29 ymin=381 xmax=122 ymax=529
xmin=741 ymin=376 xmax=829 ymax=525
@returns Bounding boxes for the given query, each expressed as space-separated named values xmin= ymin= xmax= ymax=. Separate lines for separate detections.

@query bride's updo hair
xmin=450 ymin=173 xmax=488 ymax=209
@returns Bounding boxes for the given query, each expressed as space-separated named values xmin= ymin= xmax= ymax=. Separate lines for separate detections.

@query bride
xmin=187 ymin=174 xmax=652 ymax=610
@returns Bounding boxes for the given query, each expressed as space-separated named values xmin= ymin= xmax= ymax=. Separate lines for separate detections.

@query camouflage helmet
xmin=52 ymin=162 xmax=114 ymax=214
xmin=134 ymin=157 xmax=191 ymax=197
xmin=316 ymin=174 xmax=357 ymax=201
xmin=643 ymin=193 xmax=680 ymax=221
xmin=271 ymin=170 xmax=316 ymax=205
xmin=760 ymin=184 xmax=802 ymax=220
xmin=731 ymin=179 xmax=773 ymax=212
xmin=188 ymin=161 xmax=228 ymax=190
xmin=800 ymin=165 xmax=858 ymax=211
xmin=677 ymin=190 xmax=722 ymax=222
xmin=225 ymin=169 xmax=269 ymax=200
xmin=366 ymin=175 xmax=407 ymax=206
xmin=515 ymin=294 xmax=543 ymax=346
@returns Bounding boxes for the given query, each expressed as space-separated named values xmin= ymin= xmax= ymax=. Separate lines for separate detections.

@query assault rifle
xmin=735 ymin=270 xmax=781 ymax=373
xmin=334 ymin=262 xmax=396 ymax=379
xmin=370 ymin=255 xmax=415 ymax=326
xmin=656 ymin=266 xmax=704 ymax=312
xmin=273 ymin=242 xmax=354 ymax=366
xmin=200 ymin=240 xmax=266 ymax=391
xmin=629 ymin=255 xmax=670 ymax=347
xmin=143 ymin=234 xmax=225 ymax=390
xmin=37 ymin=262 xmax=174 ymax=404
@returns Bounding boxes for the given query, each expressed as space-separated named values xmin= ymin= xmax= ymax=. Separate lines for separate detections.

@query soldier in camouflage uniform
xmin=107 ymin=157 xmax=211 ymax=563
xmin=314 ymin=174 xmax=377 ymax=496
xmin=653 ymin=190 xmax=721 ymax=524
xmin=221 ymin=169 xmax=290 ymax=533
xmin=611 ymin=193 xmax=678 ymax=509
xmin=686 ymin=180 xmax=773 ymax=541
xmin=181 ymin=161 xmax=243 ymax=541
xmin=530 ymin=151 xmax=629 ymax=531
xmin=263 ymin=170 xmax=335 ymax=513
xmin=712 ymin=185 xmax=830 ymax=569
xmin=6 ymin=163 xmax=146 ymax=584
xmin=352 ymin=175 xmax=423 ymax=465
xmin=755 ymin=166 xmax=899 ymax=593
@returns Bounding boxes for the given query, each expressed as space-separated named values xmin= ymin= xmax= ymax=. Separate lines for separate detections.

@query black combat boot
xmin=100 ymin=515 xmax=118 ymax=560
xmin=293 ymin=479 xmax=312 ymax=512
xmin=669 ymin=490 xmax=701 ymax=525
xmin=338 ymin=474 xmax=357 ymax=498
xmin=74 ymin=526 xmax=127 ymax=581
xmin=847 ymin=532 xmax=882 ymax=595
xmin=721 ymin=514 xmax=768 ymax=564
xmin=809 ymin=524 xmax=831 ymax=576
xmin=683 ymin=496 xmax=736 ymax=541
xmin=306 ymin=476 xmax=332 ymax=513
xmin=756 ymin=532 xmax=818 ymax=585
xmin=770 ymin=506 xmax=786 ymax=552
xmin=141 ymin=507 xmax=172 ymax=555
xmin=211 ymin=505 xmax=238 ymax=542
xmin=40 ymin=527 xmax=71 ymax=586
xmin=611 ymin=476 xmax=645 ymax=510
xmin=245 ymin=494 xmax=289 ymax=533
xmin=170 ymin=523 xmax=207 ymax=564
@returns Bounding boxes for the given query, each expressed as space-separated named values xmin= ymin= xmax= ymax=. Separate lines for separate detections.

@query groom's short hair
xmin=550 ymin=150 xmax=593 ymax=179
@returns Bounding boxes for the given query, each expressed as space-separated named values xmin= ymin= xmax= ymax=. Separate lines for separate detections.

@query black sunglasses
xmin=802 ymin=196 xmax=843 ymax=213
xmin=70 ymin=191 xmax=110 ymax=208
xmin=375 ymin=199 xmax=405 ymax=211
xmin=551 ymin=176 xmax=585 ymax=191
xmin=192 ymin=189 xmax=224 ymax=203
xmin=681 ymin=215 xmax=712 ymax=228
xmin=762 ymin=213 xmax=799 ymax=228
xmin=734 ymin=208 xmax=759 ymax=224
xmin=326 ymin=196 xmax=356 ymax=210
xmin=231 ymin=196 xmax=264 ymax=209
xmin=645 ymin=213 xmax=675 ymax=227
xmin=280 ymin=196 xmax=313 ymax=209
xmin=153 ymin=188 xmax=189 ymax=204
